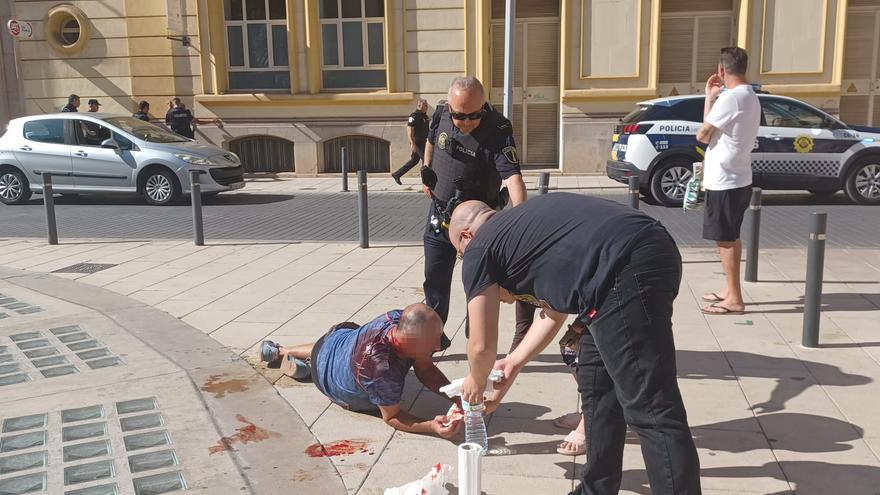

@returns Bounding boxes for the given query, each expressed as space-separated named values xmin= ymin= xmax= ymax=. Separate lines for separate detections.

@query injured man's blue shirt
xmin=312 ymin=310 xmax=414 ymax=412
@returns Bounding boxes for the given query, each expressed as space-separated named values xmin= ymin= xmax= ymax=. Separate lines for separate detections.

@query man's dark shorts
xmin=702 ymin=185 xmax=752 ymax=242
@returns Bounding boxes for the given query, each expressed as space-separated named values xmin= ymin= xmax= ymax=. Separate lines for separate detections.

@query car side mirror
xmin=101 ymin=138 xmax=119 ymax=149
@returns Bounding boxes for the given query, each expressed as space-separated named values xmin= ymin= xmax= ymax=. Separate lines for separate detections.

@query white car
xmin=0 ymin=113 xmax=245 ymax=205
xmin=607 ymin=93 xmax=880 ymax=206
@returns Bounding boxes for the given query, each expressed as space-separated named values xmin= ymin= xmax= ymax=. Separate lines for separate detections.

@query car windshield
xmin=102 ymin=117 xmax=189 ymax=143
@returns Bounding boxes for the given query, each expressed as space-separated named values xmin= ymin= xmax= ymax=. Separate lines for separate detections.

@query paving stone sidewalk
xmin=1 ymin=237 xmax=879 ymax=494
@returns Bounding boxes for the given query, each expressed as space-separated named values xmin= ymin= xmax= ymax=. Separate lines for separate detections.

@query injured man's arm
xmin=377 ymin=402 xmax=461 ymax=439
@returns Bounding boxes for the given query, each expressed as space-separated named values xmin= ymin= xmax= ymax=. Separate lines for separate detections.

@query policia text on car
xmin=420 ymin=76 xmax=527 ymax=349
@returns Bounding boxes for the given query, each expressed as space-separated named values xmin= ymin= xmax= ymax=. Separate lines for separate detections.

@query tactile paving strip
xmin=0 ymin=398 xmax=187 ymax=494
xmin=0 ymin=292 xmax=43 ymax=317
xmin=0 ymin=325 xmax=124 ymax=387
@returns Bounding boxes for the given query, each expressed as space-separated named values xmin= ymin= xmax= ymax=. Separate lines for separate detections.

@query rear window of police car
xmin=622 ymin=98 xmax=704 ymax=124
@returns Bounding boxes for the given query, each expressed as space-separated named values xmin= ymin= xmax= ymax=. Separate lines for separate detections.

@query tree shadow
xmin=676 ymin=350 xmax=871 ymax=414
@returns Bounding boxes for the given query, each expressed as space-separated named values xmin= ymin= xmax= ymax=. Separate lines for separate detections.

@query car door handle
xmin=19 ymin=145 xmax=31 ymax=151
xmin=74 ymin=151 xmax=88 ymax=157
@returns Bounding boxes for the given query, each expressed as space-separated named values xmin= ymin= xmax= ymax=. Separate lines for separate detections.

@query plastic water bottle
xmin=462 ymin=400 xmax=488 ymax=453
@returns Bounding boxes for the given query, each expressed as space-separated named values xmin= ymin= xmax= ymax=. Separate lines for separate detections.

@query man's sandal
xmin=701 ymin=303 xmax=745 ymax=315
xmin=557 ymin=430 xmax=586 ymax=456
xmin=701 ymin=292 xmax=724 ymax=302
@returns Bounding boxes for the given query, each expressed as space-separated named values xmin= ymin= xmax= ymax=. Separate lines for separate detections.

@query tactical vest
xmin=431 ymin=104 xmax=503 ymax=207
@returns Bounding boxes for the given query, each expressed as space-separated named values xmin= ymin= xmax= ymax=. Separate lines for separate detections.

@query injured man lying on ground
xmin=259 ymin=303 xmax=464 ymax=439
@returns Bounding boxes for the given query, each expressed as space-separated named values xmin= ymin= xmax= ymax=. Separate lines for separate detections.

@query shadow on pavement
xmin=693 ymin=412 xmax=863 ymax=453
xmin=677 ymin=350 xmax=872 ymax=414
xmin=23 ymin=192 xmax=294 ymax=206
xmin=749 ymin=293 xmax=880 ymax=313
xmin=700 ymin=461 xmax=880 ymax=493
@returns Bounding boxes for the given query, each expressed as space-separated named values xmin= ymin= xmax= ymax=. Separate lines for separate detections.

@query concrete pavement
xmin=1 ymin=234 xmax=879 ymax=494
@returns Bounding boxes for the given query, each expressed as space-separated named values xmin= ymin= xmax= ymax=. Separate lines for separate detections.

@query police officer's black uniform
xmin=61 ymin=103 xmax=77 ymax=112
xmin=166 ymin=106 xmax=195 ymax=138
xmin=391 ymin=110 xmax=430 ymax=181
xmin=423 ymin=101 xmax=521 ymax=345
xmin=133 ymin=111 xmax=150 ymax=122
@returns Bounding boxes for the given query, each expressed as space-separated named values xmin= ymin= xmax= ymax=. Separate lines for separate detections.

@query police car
xmin=606 ymin=93 xmax=880 ymax=206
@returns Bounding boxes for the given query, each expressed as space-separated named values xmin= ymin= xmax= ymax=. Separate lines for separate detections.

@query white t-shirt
xmin=703 ymin=84 xmax=761 ymax=190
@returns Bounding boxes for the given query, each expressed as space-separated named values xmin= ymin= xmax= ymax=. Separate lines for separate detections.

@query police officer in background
xmin=391 ymin=98 xmax=430 ymax=185
xmin=421 ymin=76 xmax=527 ymax=349
xmin=165 ymin=98 xmax=196 ymax=138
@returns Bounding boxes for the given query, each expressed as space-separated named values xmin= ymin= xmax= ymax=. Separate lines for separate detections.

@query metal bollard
xmin=357 ymin=170 xmax=369 ymax=248
xmin=628 ymin=175 xmax=639 ymax=209
xmin=341 ymin=147 xmax=349 ymax=192
xmin=538 ymin=172 xmax=549 ymax=195
xmin=190 ymin=170 xmax=205 ymax=246
xmin=744 ymin=188 xmax=762 ymax=282
xmin=41 ymin=172 xmax=58 ymax=245
xmin=802 ymin=212 xmax=827 ymax=348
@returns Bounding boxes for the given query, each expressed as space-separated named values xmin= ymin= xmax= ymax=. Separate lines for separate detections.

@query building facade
xmin=2 ymin=0 xmax=877 ymax=174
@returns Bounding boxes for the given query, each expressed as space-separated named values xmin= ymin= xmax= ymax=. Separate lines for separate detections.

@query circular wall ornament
xmin=44 ymin=5 xmax=91 ymax=54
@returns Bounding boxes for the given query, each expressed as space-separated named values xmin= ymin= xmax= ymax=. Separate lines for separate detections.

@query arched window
xmin=228 ymin=135 xmax=295 ymax=173
xmin=323 ymin=135 xmax=389 ymax=173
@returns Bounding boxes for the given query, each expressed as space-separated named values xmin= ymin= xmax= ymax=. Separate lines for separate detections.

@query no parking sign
xmin=7 ymin=19 xmax=33 ymax=39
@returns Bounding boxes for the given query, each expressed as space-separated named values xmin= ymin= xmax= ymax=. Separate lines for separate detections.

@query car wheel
xmin=844 ymin=157 xmax=880 ymax=205
xmin=0 ymin=169 xmax=32 ymax=205
xmin=650 ymin=159 xmax=692 ymax=207
xmin=142 ymin=169 xmax=180 ymax=206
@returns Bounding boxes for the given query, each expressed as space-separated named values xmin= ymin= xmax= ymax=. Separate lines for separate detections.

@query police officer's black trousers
xmin=392 ymin=143 xmax=426 ymax=179
xmin=422 ymin=220 xmax=457 ymax=325
xmin=571 ymin=227 xmax=700 ymax=495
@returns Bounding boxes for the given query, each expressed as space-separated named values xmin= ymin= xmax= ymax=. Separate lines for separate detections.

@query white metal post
xmin=502 ymin=0 xmax=517 ymax=121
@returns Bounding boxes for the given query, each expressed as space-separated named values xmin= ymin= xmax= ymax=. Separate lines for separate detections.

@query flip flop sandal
xmin=701 ymin=292 xmax=724 ymax=302
xmin=701 ymin=303 xmax=745 ymax=315
xmin=553 ymin=412 xmax=581 ymax=430
xmin=557 ymin=430 xmax=586 ymax=456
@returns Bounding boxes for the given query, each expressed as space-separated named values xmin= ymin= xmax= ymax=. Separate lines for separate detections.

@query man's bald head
xmin=448 ymin=200 xmax=494 ymax=253
xmin=396 ymin=303 xmax=443 ymax=356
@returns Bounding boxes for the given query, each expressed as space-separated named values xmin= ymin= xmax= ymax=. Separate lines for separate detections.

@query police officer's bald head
xmin=448 ymin=76 xmax=485 ymax=101
xmin=448 ymin=200 xmax=496 ymax=254
xmin=447 ymin=76 xmax=486 ymax=134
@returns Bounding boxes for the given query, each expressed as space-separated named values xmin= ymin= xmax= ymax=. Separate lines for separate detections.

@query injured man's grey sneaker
xmin=281 ymin=355 xmax=311 ymax=380
xmin=260 ymin=340 xmax=281 ymax=366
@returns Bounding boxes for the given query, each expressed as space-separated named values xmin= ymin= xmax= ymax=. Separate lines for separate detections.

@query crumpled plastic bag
xmin=384 ymin=463 xmax=453 ymax=495
xmin=683 ymin=161 xmax=704 ymax=212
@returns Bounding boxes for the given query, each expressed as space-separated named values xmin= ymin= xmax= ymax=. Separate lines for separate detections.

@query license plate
xmin=228 ymin=181 xmax=245 ymax=190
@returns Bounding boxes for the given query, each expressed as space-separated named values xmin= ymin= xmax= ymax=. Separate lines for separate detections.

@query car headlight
xmin=174 ymin=153 xmax=213 ymax=166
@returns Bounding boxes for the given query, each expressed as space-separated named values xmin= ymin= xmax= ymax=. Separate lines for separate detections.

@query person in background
xmin=61 ymin=94 xmax=79 ymax=112
xmin=133 ymin=100 xmax=151 ymax=121
xmin=87 ymin=99 xmax=101 ymax=112
xmin=696 ymin=47 xmax=761 ymax=316
xmin=165 ymin=97 xmax=223 ymax=139
xmin=391 ymin=98 xmax=430 ymax=185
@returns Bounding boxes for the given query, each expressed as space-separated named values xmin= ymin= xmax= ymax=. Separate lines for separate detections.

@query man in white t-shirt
xmin=696 ymin=47 xmax=761 ymax=315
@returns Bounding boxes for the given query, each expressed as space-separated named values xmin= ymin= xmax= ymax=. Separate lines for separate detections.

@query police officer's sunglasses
xmin=449 ymin=108 xmax=485 ymax=121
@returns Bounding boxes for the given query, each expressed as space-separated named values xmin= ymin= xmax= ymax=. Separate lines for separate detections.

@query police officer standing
xmin=61 ymin=94 xmax=79 ymax=112
xmin=391 ymin=98 xmax=430 ymax=185
xmin=165 ymin=98 xmax=196 ymax=138
xmin=421 ymin=76 xmax=527 ymax=349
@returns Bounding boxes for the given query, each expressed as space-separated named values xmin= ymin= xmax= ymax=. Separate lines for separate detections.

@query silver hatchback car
xmin=0 ymin=113 xmax=245 ymax=205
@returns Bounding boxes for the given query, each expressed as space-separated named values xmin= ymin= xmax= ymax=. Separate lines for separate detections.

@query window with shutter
xmin=323 ymin=135 xmax=390 ymax=173
xmin=841 ymin=5 xmax=880 ymax=125
xmin=229 ymin=136 xmax=295 ymax=173
xmin=658 ymin=8 xmax=733 ymax=95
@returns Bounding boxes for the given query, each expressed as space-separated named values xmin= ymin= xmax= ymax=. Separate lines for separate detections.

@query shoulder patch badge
xmin=794 ymin=135 xmax=814 ymax=153
xmin=501 ymin=145 xmax=519 ymax=164
xmin=408 ymin=116 xmax=414 ymax=124
xmin=438 ymin=132 xmax=448 ymax=150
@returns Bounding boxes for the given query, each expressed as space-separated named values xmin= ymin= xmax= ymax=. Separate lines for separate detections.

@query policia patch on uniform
xmin=502 ymin=146 xmax=519 ymax=164
xmin=438 ymin=132 xmax=449 ymax=150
